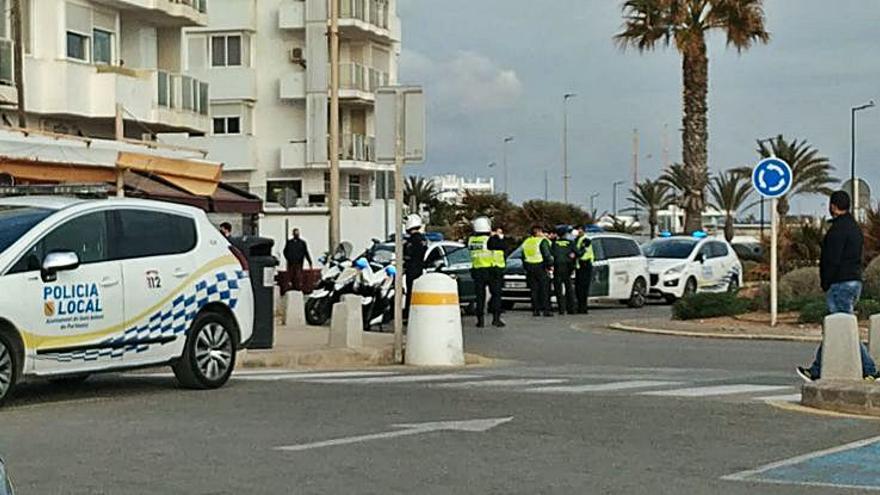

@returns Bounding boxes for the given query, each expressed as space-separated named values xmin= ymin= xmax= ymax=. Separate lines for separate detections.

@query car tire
xmin=0 ymin=334 xmax=18 ymax=407
xmin=627 ymin=278 xmax=647 ymax=309
xmin=683 ymin=277 xmax=697 ymax=297
xmin=728 ymin=277 xmax=740 ymax=293
xmin=173 ymin=311 xmax=237 ymax=390
xmin=48 ymin=374 xmax=90 ymax=386
xmin=305 ymin=297 xmax=331 ymax=326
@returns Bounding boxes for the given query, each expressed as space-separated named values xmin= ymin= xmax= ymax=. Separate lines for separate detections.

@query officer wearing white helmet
xmin=403 ymin=214 xmax=427 ymax=320
xmin=467 ymin=216 xmax=507 ymax=328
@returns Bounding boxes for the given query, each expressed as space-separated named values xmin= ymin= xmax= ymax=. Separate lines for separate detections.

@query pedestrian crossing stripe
xmin=527 ymin=380 xmax=684 ymax=394
xmin=303 ymin=373 xmax=481 ymax=384
xmin=639 ymin=384 xmax=791 ymax=398
xmin=434 ymin=378 xmax=567 ymax=389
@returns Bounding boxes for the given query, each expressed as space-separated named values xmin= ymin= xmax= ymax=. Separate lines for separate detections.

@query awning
xmin=114 ymin=171 xmax=261 ymax=214
xmin=116 ymin=152 xmax=222 ymax=196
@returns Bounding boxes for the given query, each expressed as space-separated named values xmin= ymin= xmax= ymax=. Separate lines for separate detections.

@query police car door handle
xmin=100 ymin=277 xmax=119 ymax=287
xmin=173 ymin=268 xmax=190 ymax=278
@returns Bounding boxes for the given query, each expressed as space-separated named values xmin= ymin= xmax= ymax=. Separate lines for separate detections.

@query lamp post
xmin=562 ymin=93 xmax=576 ymax=203
xmin=852 ymin=100 xmax=875 ymax=216
xmin=612 ymin=180 xmax=624 ymax=217
xmin=589 ymin=192 xmax=600 ymax=213
xmin=502 ymin=136 xmax=514 ymax=196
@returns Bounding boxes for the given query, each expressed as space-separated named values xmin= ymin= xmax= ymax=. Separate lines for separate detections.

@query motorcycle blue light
xmin=354 ymin=258 xmax=369 ymax=269
xmin=385 ymin=266 xmax=397 ymax=277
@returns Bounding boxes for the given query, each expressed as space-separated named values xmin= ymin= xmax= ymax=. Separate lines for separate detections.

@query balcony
xmin=338 ymin=63 xmax=388 ymax=102
xmin=280 ymin=141 xmax=307 ymax=169
xmin=279 ymin=72 xmax=306 ymax=100
xmin=338 ymin=0 xmax=397 ymax=42
xmin=340 ymin=133 xmax=374 ymax=162
xmin=112 ymin=0 xmax=208 ymax=26
xmin=155 ymin=70 xmax=211 ymax=131
xmin=204 ymin=0 xmax=255 ymax=30
xmin=278 ymin=0 xmax=305 ymax=30
xmin=189 ymin=67 xmax=257 ymax=102
xmin=160 ymin=134 xmax=257 ymax=171
xmin=0 ymin=39 xmax=16 ymax=104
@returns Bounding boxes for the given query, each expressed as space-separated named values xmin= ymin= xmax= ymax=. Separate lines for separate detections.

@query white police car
xmin=0 ymin=197 xmax=254 ymax=406
xmin=643 ymin=232 xmax=742 ymax=303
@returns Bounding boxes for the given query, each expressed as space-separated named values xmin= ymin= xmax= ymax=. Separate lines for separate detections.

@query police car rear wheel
xmin=173 ymin=312 xmax=236 ymax=390
xmin=0 ymin=335 xmax=17 ymax=406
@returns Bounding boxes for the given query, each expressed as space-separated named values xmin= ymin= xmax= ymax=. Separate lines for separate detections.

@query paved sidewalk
xmin=240 ymin=322 xmax=396 ymax=369
xmin=604 ymin=315 xmax=852 ymax=343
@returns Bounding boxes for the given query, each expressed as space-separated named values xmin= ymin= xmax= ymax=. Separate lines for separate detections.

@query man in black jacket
xmin=283 ymin=228 xmax=312 ymax=291
xmin=797 ymin=191 xmax=877 ymax=381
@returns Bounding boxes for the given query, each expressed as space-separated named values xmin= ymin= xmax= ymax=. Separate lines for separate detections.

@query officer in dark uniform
xmin=552 ymin=225 xmax=577 ymax=315
xmin=403 ymin=214 xmax=428 ymax=320
xmin=575 ymin=226 xmax=595 ymax=314
xmin=520 ymin=225 xmax=554 ymax=317
xmin=468 ymin=216 xmax=507 ymax=328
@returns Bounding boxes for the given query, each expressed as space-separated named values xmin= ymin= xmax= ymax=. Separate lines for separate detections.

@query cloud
xmin=400 ymin=50 xmax=523 ymax=114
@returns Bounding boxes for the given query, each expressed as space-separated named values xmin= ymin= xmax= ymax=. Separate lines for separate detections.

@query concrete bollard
xmin=329 ymin=294 xmax=363 ymax=348
xmin=284 ymin=291 xmax=307 ymax=328
xmin=870 ymin=315 xmax=880 ymax=366
xmin=274 ymin=286 xmax=284 ymax=318
xmin=820 ymin=313 xmax=861 ymax=381
xmin=405 ymin=273 xmax=464 ymax=366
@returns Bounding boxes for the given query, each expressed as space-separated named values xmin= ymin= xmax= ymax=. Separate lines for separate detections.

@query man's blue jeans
xmin=808 ymin=281 xmax=877 ymax=379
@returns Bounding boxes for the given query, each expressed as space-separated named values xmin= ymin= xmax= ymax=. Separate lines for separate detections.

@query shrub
xmin=864 ymin=257 xmax=880 ymax=301
xmin=672 ymin=292 xmax=751 ymax=320
xmin=742 ymin=261 xmax=768 ymax=283
xmin=779 ymin=267 xmax=823 ymax=299
xmin=782 ymin=295 xmax=825 ymax=313
xmin=858 ymin=299 xmax=880 ymax=321
xmin=798 ymin=300 xmax=829 ymax=324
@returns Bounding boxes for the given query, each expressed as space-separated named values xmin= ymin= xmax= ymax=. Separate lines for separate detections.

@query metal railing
xmin=339 ymin=133 xmax=375 ymax=162
xmin=339 ymin=63 xmax=388 ymax=93
xmin=157 ymin=70 xmax=209 ymax=115
xmin=0 ymin=39 xmax=12 ymax=86
xmin=339 ymin=0 xmax=389 ymax=29
xmin=170 ymin=0 xmax=208 ymax=14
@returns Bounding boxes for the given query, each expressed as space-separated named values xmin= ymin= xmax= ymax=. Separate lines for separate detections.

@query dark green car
xmin=376 ymin=241 xmax=477 ymax=308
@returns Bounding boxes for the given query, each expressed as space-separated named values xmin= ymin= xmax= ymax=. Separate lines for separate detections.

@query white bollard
xmin=405 ymin=273 xmax=464 ymax=366
xmin=870 ymin=315 xmax=880 ymax=366
xmin=274 ymin=286 xmax=284 ymax=318
xmin=329 ymin=294 xmax=363 ymax=348
xmin=284 ymin=291 xmax=307 ymax=328
xmin=820 ymin=313 xmax=861 ymax=380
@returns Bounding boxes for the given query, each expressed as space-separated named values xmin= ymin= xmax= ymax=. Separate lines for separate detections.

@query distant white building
xmin=431 ymin=174 xmax=494 ymax=204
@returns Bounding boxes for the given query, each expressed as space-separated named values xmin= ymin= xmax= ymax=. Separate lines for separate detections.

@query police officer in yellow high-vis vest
xmin=468 ymin=216 xmax=507 ymax=328
xmin=520 ymin=224 xmax=554 ymax=317
xmin=575 ymin=227 xmax=595 ymax=314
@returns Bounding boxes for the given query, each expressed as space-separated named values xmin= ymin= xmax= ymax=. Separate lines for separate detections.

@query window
xmin=445 ymin=245 xmax=471 ymax=266
xmin=0 ymin=206 xmax=53 ymax=256
xmin=348 ymin=175 xmax=362 ymax=202
xmin=425 ymin=247 xmax=443 ymax=267
xmin=708 ymin=242 xmax=729 ymax=259
xmin=10 ymin=212 xmax=109 ymax=273
xmin=590 ymin=239 xmax=606 ymax=262
xmin=212 ymin=116 xmax=241 ymax=135
xmin=211 ymin=34 xmax=243 ymax=67
xmin=375 ymin=171 xmax=393 ymax=200
xmin=92 ymin=29 xmax=112 ymax=64
xmin=111 ymin=210 xmax=196 ymax=260
xmin=601 ymin=238 xmax=641 ymax=260
xmin=266 ymin=180 xmax=302 ymax=206
xmin=66 ymin=32 xmax=88 ymax=61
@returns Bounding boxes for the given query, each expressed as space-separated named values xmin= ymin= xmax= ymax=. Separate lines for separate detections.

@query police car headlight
xmin=664 ymin=264 xmax=686 ymax=276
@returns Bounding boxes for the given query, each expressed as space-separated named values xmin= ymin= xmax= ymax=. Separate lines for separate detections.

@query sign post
xmin=376 ymin=86 xmax=426 ymax=363
xmin=752 ymin=157 xmax=793 ymax=327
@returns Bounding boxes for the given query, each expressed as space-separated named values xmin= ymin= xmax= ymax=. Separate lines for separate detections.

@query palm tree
xmin=628 ymin=179 xmax=674 ymax=238
xmin=757 ymin=135 xmax=837 ymax=219
xmin=615 ymin=0 xmax=770 ymax=232
xmin=708 ymin=169 xmax=757 ymax=242
xmin=404 ymin=176 xmax=439 ymax=214
xmin=660 ymin=163 xmax=708 ymax=231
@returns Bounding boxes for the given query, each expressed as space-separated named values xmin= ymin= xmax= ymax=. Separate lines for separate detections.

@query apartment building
xmin=431 ymin=174 xmax=495 ymax=204
xmin=160 ymin=0 xmax=401 ymax=257
xmin=0 ymin=0 xmax=210 ymax=138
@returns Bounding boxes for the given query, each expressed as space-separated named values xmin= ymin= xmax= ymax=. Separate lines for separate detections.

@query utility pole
xmin=562 ymin=93 xmax=576 ymax=203
xmin=544 ymin=170 xmax=549 ymax=201
xmin=502 ymin=136 xmax=514 ymax=196
xmin=589 ymin=192 xmax=599 ymax=213
xmin=328 ymin=0 xmax=341 ymax=249
xmin=11 ymin=0 xmax=25 ymax=128
xmin=612 ymin=180 xmax=624 ymax=217
xmin=632 ymin=128 xmax=639 ymax=215
xmin=661 ymin=123 xmax=669 ymax=168
xmin=115 ymin=104 xmax=125 ymax=197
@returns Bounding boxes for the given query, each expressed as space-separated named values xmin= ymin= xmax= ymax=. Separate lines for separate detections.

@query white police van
xmin=0 ymin=197 xmax=254 ymax=406
xmin=643 ymin=232 xmax=742 ymax=303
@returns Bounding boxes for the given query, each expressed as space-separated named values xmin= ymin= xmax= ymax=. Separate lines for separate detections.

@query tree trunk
xmin=649 ymin=219 xmax=656 ymax=239
xmin=724 ymin=214 xmax=734 ymax=242
xmin=681 ymin=40 xmax=709 ymax=233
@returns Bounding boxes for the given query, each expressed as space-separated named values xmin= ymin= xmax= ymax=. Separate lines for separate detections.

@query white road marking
xmin=753 ymin=392 xmax=801 ymax=403
xmin=234 ymin=371 xmax=397 ymax=381
xmin=275 ymin=417 xmax=514 ymax=452
xmin=434 ymin=378 xmax=568 ymax=389
xmin=526 ymin=380 xmax=683 ymax=393
xmin=640 ymin=384 xmax=790 ymax=397
xmin=304 ymin=373 xmax=479 ymax=384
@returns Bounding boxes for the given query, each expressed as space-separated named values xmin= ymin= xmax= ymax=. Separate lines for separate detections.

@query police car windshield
xmin=0 ymin=206 xmax=53 ymax=254
xmin=643 ymin=239 xmax=697 ymax=259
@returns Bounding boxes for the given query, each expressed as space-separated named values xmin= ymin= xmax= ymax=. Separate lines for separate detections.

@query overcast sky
xmin=397 ymin=0 xmax=880 ymax=217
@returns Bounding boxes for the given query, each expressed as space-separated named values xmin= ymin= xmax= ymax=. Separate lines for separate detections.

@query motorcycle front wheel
xmin=305 ymin=297 xmax=332 ymax=326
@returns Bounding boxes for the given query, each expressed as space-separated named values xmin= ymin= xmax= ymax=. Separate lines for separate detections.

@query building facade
xmin=162 ymin=0 xmax=401 ymax=259
xmin=431 ymin=174 xmax=494 ymax=204
xmin=0 ymin=0 xmax=210 ymax=138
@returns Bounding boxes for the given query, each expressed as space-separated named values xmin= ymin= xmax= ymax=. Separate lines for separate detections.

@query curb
xmin=241 ymin=347 xmax=495 ymax=370
xmin=604 ymin=322 xmax=822 ymax=343
xmin=801 ymin=380 xmax=880 ymax=418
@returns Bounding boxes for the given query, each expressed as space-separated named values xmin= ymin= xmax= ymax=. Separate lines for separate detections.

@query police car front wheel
xmin=173 ymin=312 xmax=237 ymax=390
xmin=0 ymin=334 xmax=18 ymax=406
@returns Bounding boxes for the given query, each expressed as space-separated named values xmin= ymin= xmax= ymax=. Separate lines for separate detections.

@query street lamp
xmin=589 ymin=192 xmax=600 ymax=213
xmin=502 ymin=136 xmax=514 ymax=196
xmin=612 ymin=180 xmax=624 ymax=216
xmin=562 ymin=93 xmax=576 ymax=204
xmin=852 ymin=100 xmax=875 ymax=215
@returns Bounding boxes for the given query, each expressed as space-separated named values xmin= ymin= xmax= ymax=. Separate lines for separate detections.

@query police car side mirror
xmin=41 ymin=251 xmax=80 ymax=282
xmin=695 ymin=253 xmax=705 ymax=264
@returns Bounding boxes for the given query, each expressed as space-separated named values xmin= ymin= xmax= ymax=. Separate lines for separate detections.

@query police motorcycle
xmin=0 ymin=458 xmax=14 ymax=495
xmin=305 ymin=242 xmax=354 ymax=325
xmin=358 ymin=251 xmax=397 ymax=332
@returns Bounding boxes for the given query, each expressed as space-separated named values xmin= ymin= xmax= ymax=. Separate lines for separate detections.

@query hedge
xmin=672 ymin=292 xmax=751 ymax=320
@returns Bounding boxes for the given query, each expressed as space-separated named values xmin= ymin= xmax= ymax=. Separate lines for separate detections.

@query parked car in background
xmin=730 ymin=236 xmax=764 ymax=262
xmin=502 ymin=234 xmax=649 ymax=309
xmin=643 ymin=233 xmax=743 ymax=303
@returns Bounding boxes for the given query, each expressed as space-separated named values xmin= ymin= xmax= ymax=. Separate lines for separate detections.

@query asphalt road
xmin=2 ymin=303 xmax=880 ymax=494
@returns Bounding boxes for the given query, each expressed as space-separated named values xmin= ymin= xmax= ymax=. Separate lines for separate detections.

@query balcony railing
xmin=0 ymin=39 xmax=12 ymax=86
xmin=157 ymin=70 xmax=209 ymax=115
xmin=339 ymin=133 xmax=375 ymax=162
xmin=339 ymin=0 xmax=389 ymax=29
xmin=170 ymin=0 xmax=208 ymax=14
xmin=339 ymin=63 xmax=388 ymax=93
